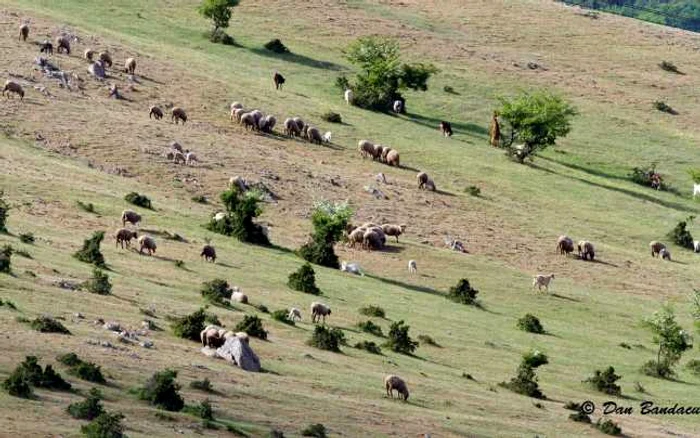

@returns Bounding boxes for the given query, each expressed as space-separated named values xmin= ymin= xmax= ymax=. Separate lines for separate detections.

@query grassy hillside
xmin=1 ymin=0 xmax=700 ymax=437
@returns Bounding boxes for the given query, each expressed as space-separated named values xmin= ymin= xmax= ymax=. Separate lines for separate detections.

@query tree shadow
xmin=402 ymin=111 xmax=489 ymax=138
xmin=248 ymin=48 xmax=345 ymax=71
xmin=364 ymin=274 xmax=443 ymax=297
xmin=550 ymin=293 xmax=581 ymax=303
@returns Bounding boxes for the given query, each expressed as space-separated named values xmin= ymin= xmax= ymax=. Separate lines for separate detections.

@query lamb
xmin=393 ymin=100 xmax=404 ymax=114
xmin=233 ymin=107 xmax=246 ymax=122
xmin=577 ymin=241 xmax=595 ymax=261
xmin=115 ymin=228 xmax=138 ymax=249
xmin=284 ymin=118 xmax=300 ymax=136
xmin=19 ymin=24 xmax=29 ymax=41
xmin=185 ymin=151 xmax=198 ymax=166
xmin=649 ymin=241 xmax=666 ymax=257
xmin=98 ymin=52 xmax=113 ymax=68
xmin=39 ymin=40 xmax=53 ymax=55
xmin=311 ymin=302 xmax=331 ymax=323
xmin=557 ymin=235 xmax=574 ymax=256
xmin=385 ymin=149 xmax=400 ymax=167
xmin=659 ymin=248 xmax=671 ymax=261
xmin=171 ymin=107 xmax=187 ymax=124
xmin=273 ymin=71 xmax=285 ymax=90
xmin=84 ymin=48 xmax=95 ymax=61
xmin=288 ymin=308 xmax=302 ymax=322
xmin=344 ymin=89 xmax=354 ymax=105
xmin=322 ymin=131 xmax=332 ymax=143
xmin=124 ymin=57 xmax=136 ymax=75
xmin=138 ymin=235 xmax=157 ymax=255
xmin=358 ymin=140 xmax=375 ymax=158
xmin=384 ymin=375 xmax=409 ymax=401
xmin=424 ymin=178 xmax=436 ymax=191
xmin=381 ymin=224 xmax=405 ymax=243
xmin=121 ymin=210 xmax=142 ymax=227
xmin=408 ymin=260 xmax=417 ymax=274
xmin=149 ymin=106 xmax=163 ymax=120
xmin=231 ymin=290 xmax=248 ymax=304
xmin=307 ymin=127 xmax=322 ymax=145
xmin=200 ymin=328 xmax=224 ymax=348
xmin=201 ymin=245 xmax=216 ymax=262
xmin=439 ymin=121 xmax=453 ymax=137
xmin=172 ymin=151 xmax=186 ymax=164
xmin=417 ymin=172 xmax=429 ymax=189
xmin=2 ymin=81 xmax=25 ymax=100
xmin=240 ymin=113 xmax=257 ymax=130
xmin=694 ymin=240 xmax=700 ymax=253
xmin=230 ymin=101 xmax=243 ymax=111
xmin=56 ymin=36 xmax=70 ymax=54
xmin=340 ymin=261 xmax=363 ymax=276
xmin=532 ymin=274 xmax=554 ymax=293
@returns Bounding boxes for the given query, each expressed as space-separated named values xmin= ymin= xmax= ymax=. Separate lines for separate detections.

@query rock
xmin=103 ymin=321 xmax=121 ymax=332
xmin=216 ymin=337 xmax=261 ymax=372
xmin=140 ymin=341 xmax=154 ymax=349
xmin=55 ymin=279 xmax=80 ymax=290
xmin=200 ymin=346 xmax=219 ymax=357
xmin=73 ymin=312 xmax=84 ymax=319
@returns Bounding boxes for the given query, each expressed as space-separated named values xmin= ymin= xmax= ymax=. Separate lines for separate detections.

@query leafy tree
xmin=385 ymin=320 xmax=418 ymax=354
xmin=642 ymin=305 xmax=692 ymax=377
xmin=447 ymin=278 xmax=480 ymax=305
xmin=288 ymin=263 xmax=321 ymax=295
xmin=197 ymin=0 xmax=240 ymax=31
xmin=206 ymin=188 xmax=269 ymax=246
xmin=667 ymin=216 xmax=694 ymax=249
xmin=585 ymin=367 xmax=622 ymax=396
xmin=68 ymin=388 xmax=105 ymax=420
xmin=74 ymin=231 xmax=106 ymax=268
xmin=298 ymin=200 xmax=353 ymax=268
xmin=80 ymin=412 xmax=126 ymax=438
xmin=496 ymin=91 xmax=577 ymax=163
xmin=172 ymin=308 xmax=207 ymax=341
xmin=137 ymin=369 xmax=184 ymax=411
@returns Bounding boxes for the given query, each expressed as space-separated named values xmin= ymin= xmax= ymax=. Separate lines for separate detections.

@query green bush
xmin=568 ymin=411 xmax=591 ymax=423
xmin=234 ymin=315 xmax=267 ymax=340
xmin=517 ymin=314 xmax=544 ymax=334
xmin=189 ymin=378 xmax=214 ymax=392
xmin=264 ymin=38 xmax=289 ymax=53
xmin=57 ymin=352 xmax=82 ymax=367
xmin=74 ymin=231 xmax=106 ymax=268
xmin=585 ymin=366 xmax=622 ymax=396
xmin=643 ymin=305 xmax=693 ymax=378
xmin=206 ymin=188 xmax=269 ymax=246
xmin=321 ymin=111 xmax=342 ymax=124
xmin=357 ymin=320 xmax=383 ymax=337
xmin=308 ymin=325 xmax=344 ymax=352
xmin=629 ymin=162 xmax=666 ymax=190
xmin=39 ymin=364 xmax=72 ymax=390
xmin=596 ymin=418 xmax=622 ymax=436
xmin=19 ymin=233 xmax=35 ymax=244
xmin=208 ymin=28 xmax=235 ymax=45
xmin=0 ymin=244 xmax=11 ymax=273
xmin=137 ymin=369 xmax=184 ymax=412
xmin=201 ymin=279 xmax=233 ymax=304
xmin=2 ymin=371 xmax=32 ymax=398
xmin=80 ymin=412 xmax=126 ymax=438
xmin=204 ymin=311 xmax=221 ymax=327
xmin=443 ymin=85 xmax=457 ymax=94
xmin=563 ymin=401 xmax=581 ymax=411
xmin=185 ymin=399 xmax=214 ymax=420
xmin=466 ymin=185 xmax=481 ymax=197
xmin=660 ymin=60 xmax=681 ymax=74
xmin=0 ymin=299 xmax=17 ymax=309
xmin=667 ymin=217 xmax=694 ymax=249
xmin=68 ymin=388 xmax=105 ymax=420
xmin=301 ymin=423 xmax=327 ymax=438
xmin=654 ymin=100 xmax=675 ymax=114
xmin=74 ymin=362 xmax=106 ymax=384
xmin=82 ymin=269 xmax=112 ymax=295
xmin=447 ymin=278 xmax=479 ymax=306
xmin=522 ymin=350 xmax=549 ymax=368
xmin=499 ymin=362 xmax=545 ymax=399
xmin=124 ymin=192 xmax=152 ymax=209
xmin=335 ymin=75 xmax=350 ymax=91
xmin=641 ymin=359 xmax=673 ymax=378
xmin=31 ymin=316 xmax=71 ymax=334
xmin=5 ymin=356 xmax=71 ymax=392
xmin=256 ymin=304 xmax=269 ymax=313
xmin=0 ymin=190 xmax=9 ymax=233
xmin=686 ymin=359 xmax=700 ymax=376
xmin=77 ymin=201 xmax=97 ymax=214
xmin=288 ymin=263 xmax=321 ymax=295
xmin=354 ymin=341 xmax=382 ymax=354
xmin=385 ymin=320 xmax=418 ymax=354
xmin=271 ymin=309 xmax=295 ymax=326
xmin=359 ymin=305 xmax=385 ymax=318
xmin=172 ymin=308 xmax=207 ymax=341
xmin=298 ymin=201 xmax=353 ymax=268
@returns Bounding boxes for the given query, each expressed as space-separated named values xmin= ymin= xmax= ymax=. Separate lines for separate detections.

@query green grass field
xmin=1 ymin=1 xmax=700 ymax=437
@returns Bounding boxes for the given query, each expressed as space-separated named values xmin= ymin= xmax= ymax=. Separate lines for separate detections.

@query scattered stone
xmin=364 ymin=185 xmax=388 ymax=200
xmin=55 ymin=279 xmax=80 ymax=290
xmin=216 ymin=337 xmax=261 ymax=372
xmin=73 ymin=312 xmax=84 ymax=319
xmin=103 ymin=321 xmax=121 ymax=332
xmin=140 ymin=341 xmax=154 ymax=349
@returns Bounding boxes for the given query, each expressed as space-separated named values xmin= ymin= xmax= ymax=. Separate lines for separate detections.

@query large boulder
xmin=216 ymin=336 xmax=261 ymax=372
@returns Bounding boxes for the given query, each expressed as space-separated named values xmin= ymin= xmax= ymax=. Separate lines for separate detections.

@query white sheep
xmin=288 ymin=307 xmax=302 ymax=322
xmin=310 ymin=302 xmax=331 ymax=323
xmin=694 ymin=183 xmax=700 ymax=198
xmin=185 ymin=151 xmax=198 ymax=166
xmin=532 ymin=274 xmax=554 ymax=293
xmin=344 ymin=89 xmax=354 ymax=105
xmin=213 ymin=212 xmax=226 ymax=222
xmin=408 ymin=260 xmax=417 ymax=274
xmin=393 ymin=100 xmax=403 ymax=113
xmin=694 ymin=240 xmax=700 ymax=253
xmin=340 ymin=261 xmax=363 ymax=276
xmin=322 ymin=131 xmax=332 ymax=143
xmin=230 ymin=101 xmax=243 ymax=111
xmin=231 ymin=289 xmax=248 ymax=304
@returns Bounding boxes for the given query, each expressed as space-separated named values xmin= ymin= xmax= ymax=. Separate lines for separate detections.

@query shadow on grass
xmin=549 ymin=293 xmax=581 ymax=303
xmin=402 ymin=111 xmax=489 ymax=138
xmin=364 ymin=274 xmax=443 ymax=297
xmin=248 ymin=48 xmax=345 ymax=71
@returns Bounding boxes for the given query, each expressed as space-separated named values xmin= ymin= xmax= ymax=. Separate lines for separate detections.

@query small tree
xmin=172 ymin=308 xmax=207 ymax=341
xmin=80 ymin=412 xmax=126 ymax=438
xmin=197 ymin=0 xmax=240 ymax=31
xmin=308 ymin=325 xmax=344 ymax=352
xmin=517 ymin=314 xmax=544 ymax=334
xmin=288 ymin=263 xmax=321 ymax=295
xmin=298 ymin=200 xmax=353 ymax=268
xmin=642 ymin=305 xmax=692 ymax=378
xmin=82 ymin=269 xmax=112 ymax=295
xmin=200 ymin=279 xmax=233 ymax=304
xmin=68 ymin=388 xmax=105 ymax=420
xmin=206 ymin=188 xmax=269 ymax=246
xmin=124 ymin=192 xmax=152 ymax=209
xmin=447 ymin=278 xmax=479 ymax=306
xmin=499 ymin=351 xmax=548 ymax=399
xmin=0 ymin=190 xmax=9 ymax=233
xmin=385 ymin=320 xmax=418 ymax=354
xmin=667 ymin=216 xmax=694 ymax=249
xmin=74 ymin=231 xmax=106 ymax=268
xmin=496 ymin=91 xmax=577 ymax=163
xmin=138 ymin=369 xmax=184 ymax=411
xmin=585 ymin=367 xmax=622 ymax=396
xmin=234 ymin=315 xmax=268 ymax=340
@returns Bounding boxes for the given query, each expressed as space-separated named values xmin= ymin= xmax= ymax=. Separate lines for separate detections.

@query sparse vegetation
xmin=667 ymin=216 xmax=694 ymax=249
xmin=58 ymin=353 xmax=106 ymax=383
xmin=31 ymin=316 xmax=71 ymax=334
xmin=301 ymin=423 xmax=327 ymax=438
xmin=517 ymin=314 xmax=545 ymax=334
xmin=19 ymin=232 xmax=35 ymax=244
xmin=385 ymin=320 xmax=418 ymax=354
xmin=357 ymin=320 xmax=383 ymax=337
xmin=206 ymin=188 xmax=270 ymax=246
xmin=686 ymin=359 xmax=700 ymax=376
xmin=264 ymin=38 xmax=289 ymax=54
xmin=82 ymin=268 xmax=112 ymax=295
xmin=298 ymin=200 xmax=353 ymax=268
xmin=190 ymin=378 xmax=214 ymax=392
xmin=288 ymin=263 xmax=321 ymax=295
xmin=0 ymin=244 xmax=12 ymax=273
xmin=77 ymin=200 xmax=97 ymax=214
xmin=359 ymin=305 xmax=385 ymax=318
xmin=308 ymin=325 xmax=344 ymax=352
xmin=466 ymin=185 xmax=481 ymax=197
xmin=172 ymin=308 xmax=207 ymax=341
xmin=321 ymin=111 xmax=342 ymax=123
xmin=585 ymin=366 xmax=622 ymax=396
xmin=569 ymin=411 xmax=591 ymax=423
xmin=660 ymin=60 xmax=682 ymax=74
xmin=271 ymin=309 xmax=295 ymax=325
xmin=124 ymin=192 xmax=152 ymax=209
xmin=654 ymin=100 xmax=676 ymax=114
xmin=137 ymin=369 xmax=184 ymax=411
xmin=642 ymin=305 xmax=692 ymax=378
xmin=354 ymin=341 xmax=382 ymax=354
xmin=417 ymin=334 xmax=439 ymax=347
xmin=0 ymin=190 xmax=8 ymax=233
xmin=201 ymin=278 xmax=233 ymax=304
xmin=596 ymin=418 xmax=622 ymax=436
xmin=185 ymin=399 xmax=214 ymax=421
xmin=3 ymin=356 xmax=71 ymax=396
xmin=80 ymin=412 xmax=127 ymax=438
xmin=448 ymin=278 xmax=479 ymax=306
xmin=191 ymin=195 xmax=208 ymax=204
xmin=73 ymin=231 xmax=106 ymax=268
xmin=68 ymin=388 xmax=105 ymax=420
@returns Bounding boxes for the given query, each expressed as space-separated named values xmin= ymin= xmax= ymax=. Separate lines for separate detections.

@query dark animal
xmin=439 ymin=121 xmax=453 ymax=137
xmin=273 ymin=72 xmax=285 ymax=90
xmin=19 ymin=24 xmax=29 ymax=41
xmin=200 ymin=245 xmax=216 ymax=263
xmin=39 ymin=40 xmax=53 ymax=55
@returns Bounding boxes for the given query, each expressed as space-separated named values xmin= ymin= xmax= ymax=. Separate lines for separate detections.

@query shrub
xmin=634 ymin=381 xmax=646 ymax=393
xmin=466 ymin=185 xmax=481 ymax=197
xmin=443 ymin=85 xmax=456 ymax=94
xmin=354 ymin=341 xmax=382 ymax=354
xmin=357 ymin=320 xmax=383 ymax=337
xmin=641 ymin=359 xmax=673 ymax=378
xmin=660 ymin=60 xmax=681 ymax=74
xmin=137 ymin=369 xmax=184 ymax=411
xmin=31 ymin=316 xmax=71 ymax=334
xmin=643 ymin=305 xmax=692 ymax=378
xmin=271 ymin=309 xmax=295 ymax=326
xmin=191 ymin=195 xmax=208 ymax=204
xmin=198 ymin=0 xmax=240 ymax=31
xmin=499 ymin=362 xmax=545 ymax=399
xmin=359 ymin=305 xmax=385 ymax=318
xmin=206 ymin=188 xmax=269 ymax=246
xmin=688 ymin=169 xmax=700 ymax=185
xmin=189 ymin=378 xmax=214 ymax=392
xmin=74 ymin=231 xmax=106 ymax=268
xmin=256 ymin=304 xmax=269 ymax=313
xmin=264 ymin=38 xmax=289 ymax=54
xmin=335 ymin=75 xmax=350 ymax=91
xmin=288 ymin=263 xmax=321 ymax=295
xmin=68 ymin=388 xmax=105 ymax=420
xmin=174 ymin=260 xmax=185 ymax=269
xmin=308 ymin=325 xmax=344 ymax=352
xmin=201 ymin=279 xmax=233 ymax=304
xmin=321 ymin=111 xmax=342 ymax=123
xmin=385 ymin=320 xmax=418 ymax=354
xmin=57 ymin=352 xmax=82 ymax=367
xmin=204 ymin=311 xmax=221 ymax=326
xmin=686 ymin=359 xmax=700 ymax=376
xmin=417 ymin=334 xmax=439 ymax=347
xmin=301 ymin=423 xmax=327 ymax=438
xmin=2 ymin=371 xmax=32 ymax=398
xmin=77 ymin=201 xmax=97 ymax=214
xmin=654 ymin=100 xmax=675 ymax=114
xmin=39 ymin=364 xmax=72 ymax=390
xmin=208 ymin=28 xmax=235 ymax=45
xmin=298 ymin=200 xmax=353 ymax=268
xmin=563 ymin=401 xmax=581 ymax=411
xmin=124 ymin=192 xmax=152 ymax=209
xmin=82 ymin=269 xmax=112 ymax=295
xmin=447 ymin=278 xmax=479 ymax=306
xmin=667 ymin=216 xmax=694 ymax=249
xmin=14 ymin=248 xmax=31 ymax=259
xmin=172 ymin=308 xmax=206 ymax=341
xmin=629 ymin=162 xmax=666 ymax=190
xmin=74 ymin=362 xmax=106 ymax=384
xmin=0 ymin=299 xmax=17 ymax=309
xmin=0 ymin=190 xmax=9 ymax=233
xmin=596 ymin=418 xmax=622 ymax=436
xmin=185 ymin=399 xmax=214 ymax=420
xmin=585 ymin=366 xmax=622 ymax=396
xmin=569 ymin=411 xmax=591 ymax=423
xmin=0 ymin=244 xmax=11 ymax=273
xmin=517 ymin=314 xmax=545 ymax=334
xmin=234 ymin=315 xmax=267 ymax=340
xmin=80 ymin=412 xmax=126 ymax=438
xmin=522 ymin=350 xmax=549 ymax=369
xmin=19 ymin=233 xmax=35 ymax=244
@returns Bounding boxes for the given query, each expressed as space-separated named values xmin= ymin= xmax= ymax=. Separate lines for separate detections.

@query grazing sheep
xmin=149 ymin=106 xmax=163 ymax=120
xmin=172 ymin=151 xmax=186 ymax=164
xmin=347 ymin=227 xmax=366 ymax=249
xmin=288 ymin=308 xmax=302 ymax=322
xmin=170 ymin=141 xmax=183 ymax=152
xmin=260 ymin=115 xmax=277 ymax=133
xmin=358 ymin=140 xmax=375 ymax=158
xmin=424 ymin=178 xmax=436 ymax=191
xmin=233 ymin=107 xmax=246 ymax=122
xmin=201 ymin=328 xmax=224 ymax=348
xmin=250 ymin=110 xmax=264 ymax=125
xmin=489 ymin=111 xmax=501 ymax=147
xmin=201 ymin=245 xmax=216 ymax=262
xmin=273 ymin=71 xmax=285 ymax=90
xmin=660 ymin=248 xmax=671 ymax=261
xmin=557 ymin=235 xmax=574 ymax=256
xmin=185 ymin=151 xmax=198 ymax=166
xmin=532 ymin=274 xmax=554 ymax=293
xmin=439 ymin=121 xmax=453 ymax=137
xmin=649 ymin=241 xmax=666 ymax=258
xmin=230 ymin=101 xmax=243 ymax=111
xmin=2 ymin=81 xmax=24 ymax=100
xmin=284 ymin=118 xmax=300 ymax=136
xmin=340 ymin=261 xmax=363 ymax=276
xmin=213 ymin=212 xmax=227 ymax=222
xmin=694 ymin=240 xmax=700 ymax=253
xmin=240 ymin=113 xmax=256 ymax=130
xmin=393 ymin=100 xmax=403 ymax=114
xmin=385 ymin=149 xmax=400 ymax=167
xmin=40 ymin=40 xmax=53 ymax=55
xmin=363 ymin=228 xmax=386 ymax=251
xmin=124 ymin=57 xmax=136 ymax=75
xmin=115 ymin=228 xmax=138 ymax=249
xmin=344 ymin=89 xmax=354 ymax=105
xmin=138 ymin=235 xmax=157 ymax=255
xmin=56 ymin=36 xmax=70 ymax=54
xmin=384 ymin=375 xmax=409 ymax=401
xmin=98 ymin=52 xmax=112 ymax=67
xmin=373 ymin=144 xmax=384 ymax=161
xmin=578 ymin=241 xmax=595 ymax=261
xmin=417 ymin=172 xmax=429 ymax=189
xmin=88 ymin=60 xmax=106 ymax=79
xmin=311 ymin=302 xmax=331 ymax=324
xmin=19 ymin=24 xmax=29 ymax=41
xmin=408 ymin=260 xmax=417 ymax=274
xmin=292 ymin=117 xmax=305 ymax=133
xmin=231 ymin=290 xmax=248 ymax=304
xmin=380 ymin=147 xmax=392 ymax=163
xmin=171 ymin=107 xmax=187 ymax=124
xmin=307 ymin=127 xmax=322 ymax=145
xmin=84 ymin=48 xmax=95 ymax=61
xmin=322 ymin=131 xmax=332 ymax=143
xmin=121 ymin=210 xmax=142 ymax=227
xmin=382 ymin=224 xmax=405 ymax=243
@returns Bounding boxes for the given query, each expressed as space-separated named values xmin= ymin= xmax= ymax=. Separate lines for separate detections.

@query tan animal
xmin=358 ymin=140 xmax=375 ymax=158
xmin=2 ymin=81 xmax=24 ymax=100
xmin=124 ymin=57 xmax=136 ymax=75
xmin=489 ymin=111 xmax=500 ymax=147
xmin=384 ymin=375 xmax=409 ymax=401
xmin=171 ymin=107 xmax=187 ymax=124
xmin=200 ymin=328 xmax=224 ymax=348
xmin=385 ymin=149 xmax=400 ymax=167
xmin=115 ymin=228 xmax=138 ymax=249
xmin=532 ymin=274 xmax=555 ymax=293
xmin=381 ymin=224 xmax=405 ymax=243
xmin=19 ymin=24 xmax=29 ymax=41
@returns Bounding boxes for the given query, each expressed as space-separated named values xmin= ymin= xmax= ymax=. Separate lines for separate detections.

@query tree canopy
xmin=197 ymin=0 xmax=240 ymax=30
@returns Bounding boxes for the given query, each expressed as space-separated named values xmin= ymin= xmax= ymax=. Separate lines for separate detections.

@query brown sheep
xmin=84 ymin=48 xmax=95 ymax=61
xmin=417 ymin=172 xmax=429 ymax=189
xmin=373 ymin=144 xmax=384 ymax=161
xmin=98 ymin=52 xmax=112 ymax=68
xmin=363 ymin=228 xmax=386 ymax=251
xmin=273 ymin=71 xmax=285 ymax=90
xmin=201 ymin=245 xmax=216 ymax=263
xmin=578 ymin=240 xmax=595 ymax=261
xmin=149 ymin=106 xmax=163 ymax=120
xmin=121 ymin=210 xmax=142 ymax=227
xmin=384 ymin=375 xmax=409 ymax=401
xmin=56 ymin=36 xmax=70 ymax=54
xmin=439 ymin=121 xmax=453 ymax=137
xmin=649 ymin=241 xmax=666 ymax=258
xmin=284 ymin=118 xmax=300 ymax=136
xmin=385 ymin=149 xmax=400 ymax=167
xmin=39 ymin=40 xmax=53 ymax=55
xmin=489 ymin=111 xmax=501 ymax=147
xmin=171 ymin=107 xmax=187 ymax=124
xmin=200 ymin=328 xmax=224 ymax=348
xmin=138 ymin=235 xmax=157 ymax=255
xmin=381 ymin=147 xmax=392 ymax=163
xmin=124 ymin=57 xmax=136 ymax=75
xmin=557 ymin=235 xmax=574 ymax=256
xmin=240 ymin=113 xmax=256 ymax=130
xmin=358 ymin=140 xmax=375 ymax=158
xmin=2 ymin=81 xmax=25 ymax=100
xmin=19 ymin=24 xmax=29 ymax=41
xmin=307 ymin=127 xmax=322 ymax=145
xmin=115 ymin=228 xmax=138 ymax=249
xmin=381 ymin=224 xmax=405 ymax=243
